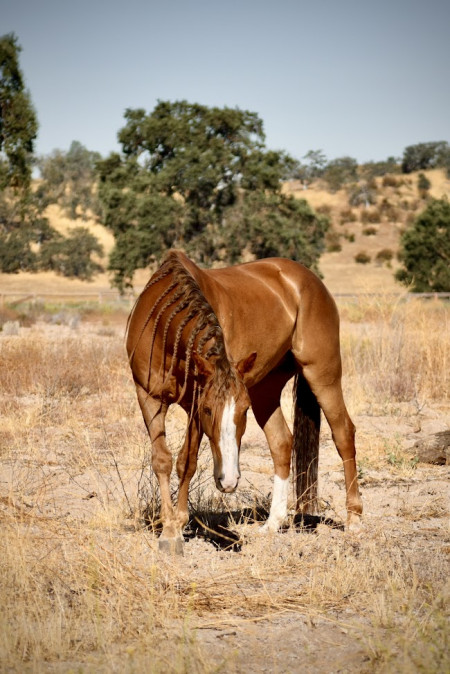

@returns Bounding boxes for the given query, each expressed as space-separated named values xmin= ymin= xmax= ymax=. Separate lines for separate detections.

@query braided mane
xmin=128 ymin=251 xmax=235 ymax=405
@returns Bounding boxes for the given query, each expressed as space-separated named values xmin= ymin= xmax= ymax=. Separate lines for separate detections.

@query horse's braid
xmin=196 ymin=322 xmax=216 ymax=357
xmin=141 ymin=262 xmax=172 ymax=292
xmin=146 ymin=286 xmax=185 ymax=389
xmin=178 ymin=316 xmax=208 ymax=402
xmin=160 ymin=297 xmax=191 ymax=377
xmin=164 ymin=307 xmax=198 ymax=387
xmin=128 ymin=279 xmax=178 ymax=366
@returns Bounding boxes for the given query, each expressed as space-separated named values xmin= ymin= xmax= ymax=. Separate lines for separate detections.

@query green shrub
xmin=395 ymin=198 xmax=450 ymax=291
xmin=355 ymin=251 xmax=371 ymax=264
xmin=375 ymin=248 xmax=394 ymax=265
xmin=362 ymin=226 xmax=378 ymax=236
xmin=361 ymin=208 xmax=381 ymax=224
xmin=417 ymin=172 xmax=431 ymax=199
xmin=325 ymin=230 xmax=342 ymax=252
xmin=340 ymin=208 xmax=357 ymax=224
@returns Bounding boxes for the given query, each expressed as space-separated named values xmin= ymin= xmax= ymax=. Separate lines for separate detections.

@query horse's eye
xmin=203 ymin=406 xmax=212 ymax=417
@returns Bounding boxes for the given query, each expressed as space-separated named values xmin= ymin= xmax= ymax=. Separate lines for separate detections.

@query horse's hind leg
xmin=301 ymin=366 xmax=363 ymax=531
xmin=135 ymin=385 xmax=183 ymax=553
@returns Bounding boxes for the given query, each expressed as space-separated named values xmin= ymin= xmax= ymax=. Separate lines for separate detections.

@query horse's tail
xmin=293 ymin=373 xmax=321 ymax=515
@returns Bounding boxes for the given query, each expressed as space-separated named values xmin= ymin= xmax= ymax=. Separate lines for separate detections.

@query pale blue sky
xmin=2 ymin=0 xmax=449 ymax=164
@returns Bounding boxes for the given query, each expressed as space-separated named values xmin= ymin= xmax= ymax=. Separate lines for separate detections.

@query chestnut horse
xmin=126 ymin=250 xmax=362 ymax=552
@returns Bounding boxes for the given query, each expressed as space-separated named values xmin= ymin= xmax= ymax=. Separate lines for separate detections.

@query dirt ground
xmin=147 ymin=402 xmax=450 ymax=673
xmin=0 ymin=319 xmax=448 ymax=673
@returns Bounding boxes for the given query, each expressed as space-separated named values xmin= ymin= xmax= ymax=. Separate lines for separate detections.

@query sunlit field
xmin=0 ymin=297 xmax=448 ymax=673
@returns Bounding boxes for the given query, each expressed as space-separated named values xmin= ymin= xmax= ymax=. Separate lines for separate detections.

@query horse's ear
xmin=236 ymin=352 xmax=257 ymax=376
xmin=192 ymin=351 xmax=214 ymax=380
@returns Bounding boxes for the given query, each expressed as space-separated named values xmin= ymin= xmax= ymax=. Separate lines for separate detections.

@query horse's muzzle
xmin=217 ymin=474 xmax=240 ymax=493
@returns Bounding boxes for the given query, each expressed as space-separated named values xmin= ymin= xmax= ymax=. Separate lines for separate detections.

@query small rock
xmin=413 ymin=431 xmax=450 ymax=465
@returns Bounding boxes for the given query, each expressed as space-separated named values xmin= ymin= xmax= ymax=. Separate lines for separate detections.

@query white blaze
xmin=219 ymin=398 xmax=240 ymax=489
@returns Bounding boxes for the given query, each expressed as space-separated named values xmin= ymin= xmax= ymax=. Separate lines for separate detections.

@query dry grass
xmin=0 ymin=297 xmax=448 ymax=672
xmin=339 ymin=295 xmax=449 ymax=408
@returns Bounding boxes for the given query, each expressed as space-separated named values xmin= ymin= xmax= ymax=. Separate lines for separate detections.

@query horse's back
xmin=207 ymin=257 xmax=335 ymax=314
xmin=201 ymin=258 xmax=340 ymax=374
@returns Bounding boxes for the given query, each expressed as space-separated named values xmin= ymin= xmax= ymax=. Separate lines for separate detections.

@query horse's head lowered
xmin=193 ymin=351 xmax=257 ymax=493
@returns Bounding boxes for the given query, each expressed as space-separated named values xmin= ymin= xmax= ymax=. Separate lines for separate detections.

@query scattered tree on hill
xmin=37 ymin=141 xmax=102 ymax=219
xmin=221 ymin=191 xmax=329 ymax=268
xmin=292 ymin=149 xmax=328 ymax=184
xmin=323 ymin=156 xmax=358 ymax=192
xmin=401 ymin=141 xmax=449 ymax=174
xmin=417 ymin=172 xmax=431 ymax=198
xmin=395 ymin=198 xmax=450 ymax=292
xmin=359 ymin=157 xmax=399 ymax=179
xmin=97 ymin=100 xmax=328 ymax=290
xmin=347 ymin=181 xmax=377 ymax=208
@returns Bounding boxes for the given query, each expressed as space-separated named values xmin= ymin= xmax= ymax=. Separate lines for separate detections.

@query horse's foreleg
xmin=260 ymin=407 xmax=293 ymax=532
xmin=251 ymin=377 xmax=293 ymax=532
xmin=175 ymin=415 xmax=203 ymax=531
xmin=135 ymin=385 xmax=182 ymax=552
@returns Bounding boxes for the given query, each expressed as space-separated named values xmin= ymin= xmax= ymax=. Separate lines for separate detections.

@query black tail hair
xmin=292 ymin=373 xmax=321 ymax=514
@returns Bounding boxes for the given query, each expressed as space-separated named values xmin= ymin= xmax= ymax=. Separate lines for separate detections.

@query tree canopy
xmin=0 ymin=34 xmax=104 ymax=279
xmin=0 ymin=33 xmax=38 ymax=190
xmin=98 ymin=100 xmax=329 ymax=289
xmin=395 ymin=198 xmax=450 ymax=292
xmin=37 ymin=141 xmax=102 ymax=219
xmin=401 ymin=142 xmax=449 ymax=174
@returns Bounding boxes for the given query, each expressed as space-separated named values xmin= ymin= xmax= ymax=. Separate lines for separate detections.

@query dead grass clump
xmin=362 ymin=574 xmax=449 ymax=673
xmin=0 ymin=513 xmax=193 ymax=670
xmin=339 ymin=296 xmax=449 ymax=404
xmin=382 ymin=174 xmax=399 ymax=188
xmin=375 ymin=248 xmax=394 ymax=265
xmin=0 ymin=333 xmax=125 ymax=397
xmin=362 ymin=226 xmax=378 ymax=236
xmin=339 ymin=208 xmax=357 ymax=224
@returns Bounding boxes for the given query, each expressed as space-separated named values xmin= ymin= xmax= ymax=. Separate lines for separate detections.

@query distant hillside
xmin=1 ymin=168 xmax=448 ymax=298
xmin=283 ymin=168 xmax=450 ymax=293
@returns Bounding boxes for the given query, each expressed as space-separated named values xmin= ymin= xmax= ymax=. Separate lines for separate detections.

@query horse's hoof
xmin=346 ymin=513 xmax=363 ymax=534
xmin=259 ymin=520 xmax=277 ymax=534
xmin=158 ymin=537 xmax=184 ymax=556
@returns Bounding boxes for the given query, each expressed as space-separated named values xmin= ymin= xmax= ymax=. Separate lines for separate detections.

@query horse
xmin=126 ymin=250 xmax=363 ymax=553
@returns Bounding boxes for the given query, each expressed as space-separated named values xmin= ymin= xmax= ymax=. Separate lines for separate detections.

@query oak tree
xmin=98 ymin=100 xmax=328 ymax=289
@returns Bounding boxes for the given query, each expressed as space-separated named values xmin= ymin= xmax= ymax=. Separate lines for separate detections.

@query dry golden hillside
xmin=284 ymin=168 xmax=450 ymax=294
xmin=1 ymin=169 xmax=449 ymax=298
